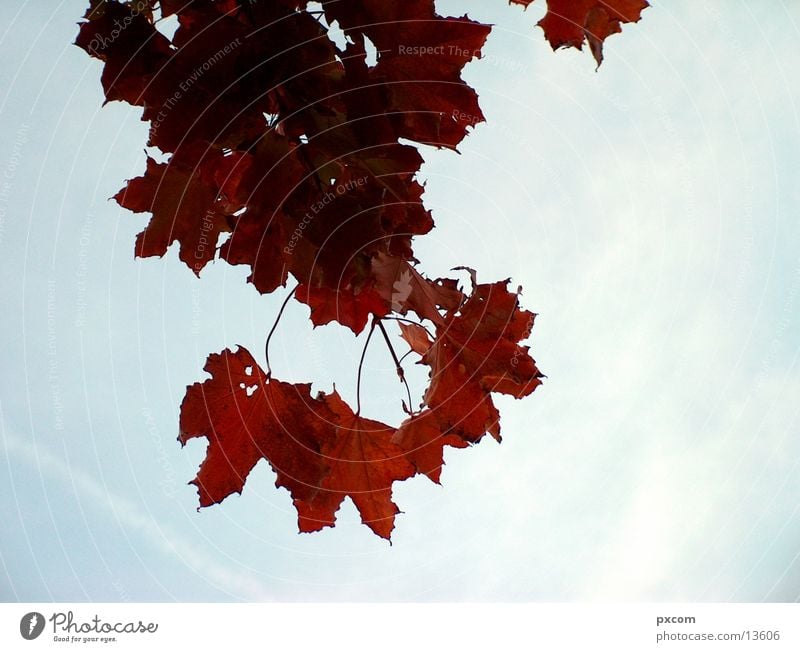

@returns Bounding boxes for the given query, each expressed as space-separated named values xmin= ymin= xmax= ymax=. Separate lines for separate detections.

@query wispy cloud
xmin=1 ymin=424 xmax=272 ymax=601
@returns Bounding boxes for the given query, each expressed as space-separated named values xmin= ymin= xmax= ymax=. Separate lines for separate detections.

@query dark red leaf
xmin=393 ymin=410 xmax=468 ymax=484
xmin=180 ymin=347 xmax=414 ymax=539
xmin=179 ymin=347 xmax=331 ymax=510
xmin=75 ymin=0 xmax=650 ymax=539
xmin=296 ymin=283 xmax=389 ymax=335
xmin=511 ymin=0 xmax=649 ymax=66
xmin=372 ymin=252 xmax=463 ymax=325
xmin=113 ymin=145 xmax=238 ymax=273
xmin=301 ymin=392 xmax=415 ymax=539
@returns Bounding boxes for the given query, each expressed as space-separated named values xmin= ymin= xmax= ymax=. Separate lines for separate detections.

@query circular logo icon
xmin=20 ymin=612 xmax=45 ymax=640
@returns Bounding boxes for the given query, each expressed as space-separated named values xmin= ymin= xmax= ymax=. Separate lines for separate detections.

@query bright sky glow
xmin=1 ymin=0 xmax=800 ymax=601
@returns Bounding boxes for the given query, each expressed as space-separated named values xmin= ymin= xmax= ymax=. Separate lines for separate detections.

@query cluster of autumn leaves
xmin=77 ymin=0 xmax=646 ymax=539
xmin=179 ymin=277 xmax=541 ymax=539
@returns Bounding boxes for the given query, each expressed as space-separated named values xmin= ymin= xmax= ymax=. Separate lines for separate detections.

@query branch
xmin=264 ymin=283 xmax=297 ymax=377
xmin=381 ymin=315 xmax=435 ymax=339
xmin=376 ymin=319 xmax=414 ymax=416
xmin=355 ymin=319 xmax=377 ymax=416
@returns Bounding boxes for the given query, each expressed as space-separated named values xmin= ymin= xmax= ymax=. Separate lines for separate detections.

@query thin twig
xmin=355 ymin=320 xmax=377 ymax=416
xmin=380 ymin=315 xmax=435 ymax=339
xmin=376 ymin=319 xmax=414 ymax=415
xmin=264 ymin=283 xmax=298 ymax=377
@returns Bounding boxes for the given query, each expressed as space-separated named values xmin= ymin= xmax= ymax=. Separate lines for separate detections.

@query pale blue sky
xmin=1 ymin=0 xmax=800 ymax=601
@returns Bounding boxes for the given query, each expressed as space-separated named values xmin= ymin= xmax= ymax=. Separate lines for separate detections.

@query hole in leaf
xmin=364 ymin=35 xmax=378 ymax=66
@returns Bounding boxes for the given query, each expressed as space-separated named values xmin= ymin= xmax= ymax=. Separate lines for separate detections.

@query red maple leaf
xmin=179 ymin=347 xmax=331 ymax=511
xmin=511 ymin=0 xmax=649 ymax=65
xmin=75 ymin=2 xmax=172 ymax=105
xmin=320 ymin=0 xmax=490 ymax=146
xmin=393 ymin=409 xmax=468 ymax=484
xmin=78 ymin=0 xmax=648 ymax=539
xmin=180 ymin=346 xmax=414 ymax=539
xmin=372 ymin=252 xmax=464 ymax=326
xmin=300 ymin=391 xmax=415 ymax=539
xmin=113 ymin=144 xmax=240 ymax=272
xmin=295 ymin=283 xmax=389 ymax=335
xmin=394 ymin=279 xmax=543 ymax=480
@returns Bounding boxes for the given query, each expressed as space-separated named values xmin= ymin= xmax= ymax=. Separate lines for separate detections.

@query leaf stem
xmin=355 ymin=319 xmax=377 ymax=416
xmin=376 ymin=319 xmax=414 ymax=415
xmin=380 ymin=315 xmax=435 ymax=339
xmin=264 ymin=283 xmax=298 ymax=377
